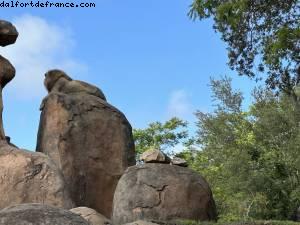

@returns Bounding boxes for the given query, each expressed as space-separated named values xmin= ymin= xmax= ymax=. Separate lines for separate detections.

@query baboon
xmin=44 ymin=69 xmax=106 ymax=101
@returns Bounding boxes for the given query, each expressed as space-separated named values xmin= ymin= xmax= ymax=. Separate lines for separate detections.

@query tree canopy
xmin=133 ymin=117 xmax=188 ymax=155
xmin=178 ymin=77 xmax=300 ymax=221
xmin=189 ymin=0 xmax=300 ymax=95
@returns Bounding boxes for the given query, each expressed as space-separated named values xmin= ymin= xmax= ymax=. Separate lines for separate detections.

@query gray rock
xmin=112 ymin=164 xmax=217 ymax=225
xmin=171 ymin=157 xmax=188 ymax=167
xmin=140 ymin=149 xmax=171 ymax=164
xmin=0 ymin=20 xmax=18 ymax=47
xmin=0 ymin=142 xmax=74 ymax=210
xmin=37 ymin=71 xmax=136 ymax=218
xmin=71 ymin=207 xmax=111 ymax=225
xmin=0 ymin=203 xmax=90 ymax=225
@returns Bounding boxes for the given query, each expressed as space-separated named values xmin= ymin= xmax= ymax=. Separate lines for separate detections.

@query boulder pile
xmin=112 ymin=149 xmax=217 ymax=225
xmin=0 ymin=19 xmax=217 ymax=225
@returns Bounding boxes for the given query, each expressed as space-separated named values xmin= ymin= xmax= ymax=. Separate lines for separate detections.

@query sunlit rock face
xmin=0 ymin=204 xmax=90 ymax=225
xmin=112 ymin=163 xmax=217 ymax=225
xmin=37 ymin=70 xmax=136 ymax=218
xmin=0 ymin=142 xmax=74 ymax=210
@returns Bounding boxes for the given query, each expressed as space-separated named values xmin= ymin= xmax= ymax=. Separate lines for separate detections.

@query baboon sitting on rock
xmin=44 ymin=69 xmax=106 ymax=101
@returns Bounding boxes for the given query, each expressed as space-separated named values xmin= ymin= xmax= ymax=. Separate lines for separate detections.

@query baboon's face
xmin=44 ymin=69 xmax=71 ymax=92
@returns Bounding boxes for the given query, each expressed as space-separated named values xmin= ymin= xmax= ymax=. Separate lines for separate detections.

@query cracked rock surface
xmin=71 ymin=207 xmax=111 ymax=225
xmin=0 ymin=203 xmax=90 ymax=225
xmin=0 ymin=142 xmax=74 ymax=210
xmin=112 ymin=164 xmax=217 ymax=225
xmin=36 ymin=78 xmax=136 ymax=218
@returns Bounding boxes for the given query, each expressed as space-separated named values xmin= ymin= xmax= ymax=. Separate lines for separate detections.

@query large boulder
xmin=0 ymin=142 xmax=73 ymax=210
xmin=36 ymin=70 xmax=136 ymax=218
xmin=0 ymin=203 xmax=90 ymax=225
xmin=71 ymin=207 xmax=111 ymax=225
xmin=112 ymin=164 xmax=217 ymax=225
xmin=0 ymin=20 xmax=18 ymax=47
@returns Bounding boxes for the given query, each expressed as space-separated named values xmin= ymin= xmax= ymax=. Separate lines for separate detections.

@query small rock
xmin=140 ymin=149 xmax=171 ymax=164
xmin=0 ymin=204 xmax=90 ymax=225
xmin=71 ymin=207 xmax=111 ymax=225
xmin=171 ymin=157 xmax=188 ymax=167
xmin=0 ymin=20 xmax=18 ymax=47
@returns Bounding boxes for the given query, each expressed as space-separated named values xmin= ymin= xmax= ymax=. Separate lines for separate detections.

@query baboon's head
xmin=44 ymin=69 xmax=72 ymax=92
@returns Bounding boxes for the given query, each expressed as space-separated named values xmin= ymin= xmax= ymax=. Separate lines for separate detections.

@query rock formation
xmin=44 ymin=69 xmax=106 ymax=100
xmin=71 ymin=207 xmax=111 ymax=225
xmin=112 ymin=163 xmax=217 ymax=225
xmin=0 ymin=20 xmax=18 ymax=140
xmin=36 ymin=69 xmax=136 ymax=218
xmin=0 ymin=19 xmax=219 ymax=225
xmin=0 ymin=143 xmax=74 ymax=210
xmin=0 ymin=204 xmax=90 ymax=225
xmin=0 ymin=20 xmax=18 ymax=47
xmin=0 ymin=20 xmax=73 ymax=210
xmin=0 ymin=52 xmax=15 ymax=140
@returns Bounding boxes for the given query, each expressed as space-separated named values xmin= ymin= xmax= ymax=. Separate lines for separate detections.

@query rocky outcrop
xmin=0 ymin=19 xmax=219 ymax=225
xmin=112 ymin=164 xmax=217 ymax=225
xmin=0 ymin=20 xmax=18 ymax=47
xmin=0 ymin=22 xmax=73 ymax=210
xmin=0 ymin=204 xmax=90 ymax=225
xmin=0 ymin=20 xmax=17 ymax=141
xmin=71 ymin=207 xmax=111 ymax=225
xmin=0 ymin=142 xmax=74 ymax=209
xmin=0 ymin=55 xmax=15 ymax=140
xmin=140 ymin=149 xmax=170 ymax=164
xmin=36 ymin=70 xmax=136 ymax=218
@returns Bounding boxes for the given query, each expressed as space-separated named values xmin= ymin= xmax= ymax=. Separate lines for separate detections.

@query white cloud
xmin=167 ymin=89 xmax=192 ymax=118
xmin=1 ymin=14 xmax=87 ymax=99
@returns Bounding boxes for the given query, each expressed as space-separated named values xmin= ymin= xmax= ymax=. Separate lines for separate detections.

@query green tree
xmin=133 ymin=117 xmax=188 ymax=155
xmin=181 ymin=77 xmax=300 ymax=221
xmin=189 ymin=0 xmax=300 ymax=95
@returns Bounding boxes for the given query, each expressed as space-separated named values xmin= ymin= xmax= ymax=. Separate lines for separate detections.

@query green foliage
xmin=177 ymin=219 xmax=300 ymax=225
xmin=181 ymin=77 xmax=300 ymax=221
xmin=133 ymin=117 xmax=188 ymax=154
xmin=188 ymin=0 xmax=300 ymax=94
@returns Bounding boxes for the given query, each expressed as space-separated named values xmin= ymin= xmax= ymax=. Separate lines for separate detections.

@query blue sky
xmin=1 ymin=0 xmax=257 ymax=150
